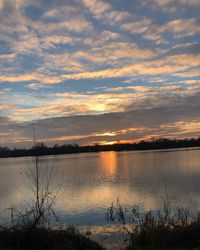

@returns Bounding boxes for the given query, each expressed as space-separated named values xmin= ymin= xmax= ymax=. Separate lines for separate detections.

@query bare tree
xmin=19 ymin=128 xmax=61 ymax=228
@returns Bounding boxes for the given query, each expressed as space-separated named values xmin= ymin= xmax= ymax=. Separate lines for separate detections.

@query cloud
xmin=3 ymin=79 xmax=200 ymax=127
xmin=25 ymin=83 xmax=44 ymax=90
xmin=123 ymin=17 xmax=200 ymax=42
xmin=11 ymin=32 xmax=41 ymax=54
xmin=1 ymin=93 xmax=200 ymax=147
xmin=7 ymin=91 xmax=135 ymax=121
xmin=0 ymin=0 xmax=199 ymax=147
xmin=156 ymin=18 xmax=200 ymax=38
xmin=82 ymin=0 xmax=111 ymax=17
xmin=0 ymin=103 xmax=13 ymax=111
xmin=142 ymin=33 xmax=166 ymax=44
xmin=28 ymin=19 xmax=93 ymax=34
xmin=43 ymin=53 xmax=86 ymax=73
xmin=0 ymin=53 xmax=199 ymax=85
xmin=121 ymin=18 xmax=152 ymax=34
xmin=73 ymin=51 xmax=107 ymax=64
xmin=74 ymin=42 xmax=158 ymax=65
xmin=0 ymin=0 xmax=4 ymax=10
xmin=42 ymin=4 xmax=81 ymax=20
xmin=82 ymin=0 xmax=130 ymax=26
xmin=101 ymin=10 xmax=131 ymax=25
xmin=146 ymin=0 xmax=200 ymax=13
xmin=0 ymin=72 xmax=62 ymax=84
xmin=153 ymin=0 xmax=200 ymax=7
xmin=0 ymin=73 xmax=39 ymax=83
xmin=0 ymin=54 xmax=16 ymax=59
xmin=100 ymin=30 xmax=120 ymax=40
xmin=41 ymin=35 xmax=75 ymax=48
xmin=60 ymin=53 xmax=200 ymax=80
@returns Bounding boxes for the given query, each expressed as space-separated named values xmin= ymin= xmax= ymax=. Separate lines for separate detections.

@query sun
xmin=99 ymin=141 xmax=118 ymax=145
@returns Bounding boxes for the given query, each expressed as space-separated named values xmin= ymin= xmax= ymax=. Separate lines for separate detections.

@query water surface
xmin=0 ymin=148 xmax=200 ymax=226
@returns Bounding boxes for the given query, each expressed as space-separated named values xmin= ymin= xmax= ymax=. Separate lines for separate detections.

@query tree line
xmin=0 ymin=137 xmax=200 ymax=158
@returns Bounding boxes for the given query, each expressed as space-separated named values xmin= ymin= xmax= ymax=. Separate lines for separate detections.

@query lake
xmin=0 ymin=148 xmax=200 ymax=227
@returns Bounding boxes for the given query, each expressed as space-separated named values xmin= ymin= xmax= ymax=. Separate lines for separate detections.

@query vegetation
xmin=1 ymin=137 xmax=200 ymax=158
xmin=4 ymin=131 xmax=62 ymax=229
xmin=106 ymin=201 xmax=200 ymax=250
xmin=0 ymin=226 xmax=104 ymax=250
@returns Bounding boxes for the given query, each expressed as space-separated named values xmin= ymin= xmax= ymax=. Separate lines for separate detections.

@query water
xmin=0 ymin=148 xmax=200 ymax=227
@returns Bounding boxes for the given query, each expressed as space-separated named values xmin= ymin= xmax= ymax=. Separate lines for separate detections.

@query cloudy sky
xmin=0 ymin=0 xmax=200 ymax=147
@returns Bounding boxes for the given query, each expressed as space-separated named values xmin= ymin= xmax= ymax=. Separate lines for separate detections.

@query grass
xmin=0 ymin=226 xmax=104 ymax=250
xmin=127 ymin=209 xmax=200 ymax=250
xmin=106 ymin=201 xmax=200 ymax=250
xmin=127 ymin=217 xmax=200 ymax=250
xmin=2 ymin=206 xmax=200 ymax=250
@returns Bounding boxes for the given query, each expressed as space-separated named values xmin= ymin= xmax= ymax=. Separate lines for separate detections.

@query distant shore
xmin=0 ymin=137 xmax=200 ymax=158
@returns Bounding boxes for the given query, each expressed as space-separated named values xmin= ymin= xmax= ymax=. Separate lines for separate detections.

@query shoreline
xmin=0 ymin=145 xmax=200 ymax=159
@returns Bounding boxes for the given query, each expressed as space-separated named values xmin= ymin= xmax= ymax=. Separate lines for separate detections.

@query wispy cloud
xmin=145 ymin=0 xmax=200 ymax=13
xmin=121 ymin=18 xmax=152 ymax=34
xmin=0 ymin=53 xmax=199 ymax=84
xmin=82 ymin=0 xmax=111 ymax=17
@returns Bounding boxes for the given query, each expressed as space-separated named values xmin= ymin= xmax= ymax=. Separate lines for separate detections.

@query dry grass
xmin=106 ymin=201 xmax=200 ymax=250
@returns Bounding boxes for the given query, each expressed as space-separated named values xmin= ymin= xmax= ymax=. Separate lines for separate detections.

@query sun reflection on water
xmin=100 ymin=151 xmax=117 ymax=177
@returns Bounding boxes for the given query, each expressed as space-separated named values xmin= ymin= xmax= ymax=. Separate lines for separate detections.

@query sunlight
xmin=91 ymin=103 xmax=106 ymax=112
xmin=100 ymin=151 xmax=117 ymax=176
xmin=96 ymin=132 xmax=116 ymax=137
xmin=100 ymin=141 xmax=117 ymax=145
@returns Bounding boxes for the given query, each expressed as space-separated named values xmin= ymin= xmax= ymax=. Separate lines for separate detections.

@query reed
xmin=106 ymin=200 xmax=200 ymax=250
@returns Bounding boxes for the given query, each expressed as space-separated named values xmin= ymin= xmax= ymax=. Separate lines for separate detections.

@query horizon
xmin=1 ymin=136 xmax=200 ymax=150
xmin=0 ymin=0 xmax=200 ymax=147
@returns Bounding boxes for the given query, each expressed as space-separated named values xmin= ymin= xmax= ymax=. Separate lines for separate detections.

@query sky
xmin=0 ymin=0 xmax=200 ymax=147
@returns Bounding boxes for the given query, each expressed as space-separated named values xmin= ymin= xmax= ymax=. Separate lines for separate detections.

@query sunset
xmin=0 ymin=1 xmax=200 ymax=249
xmin=0 ymin=0 xmax=199 ymax=147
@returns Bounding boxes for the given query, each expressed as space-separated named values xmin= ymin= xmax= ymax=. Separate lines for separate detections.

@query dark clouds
xmin=1 ymin=93 xmax=199 ymax=147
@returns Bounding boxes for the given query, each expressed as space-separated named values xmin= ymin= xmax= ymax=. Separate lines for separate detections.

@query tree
xmin=14 ymin=129 xmax=61 ymax=229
